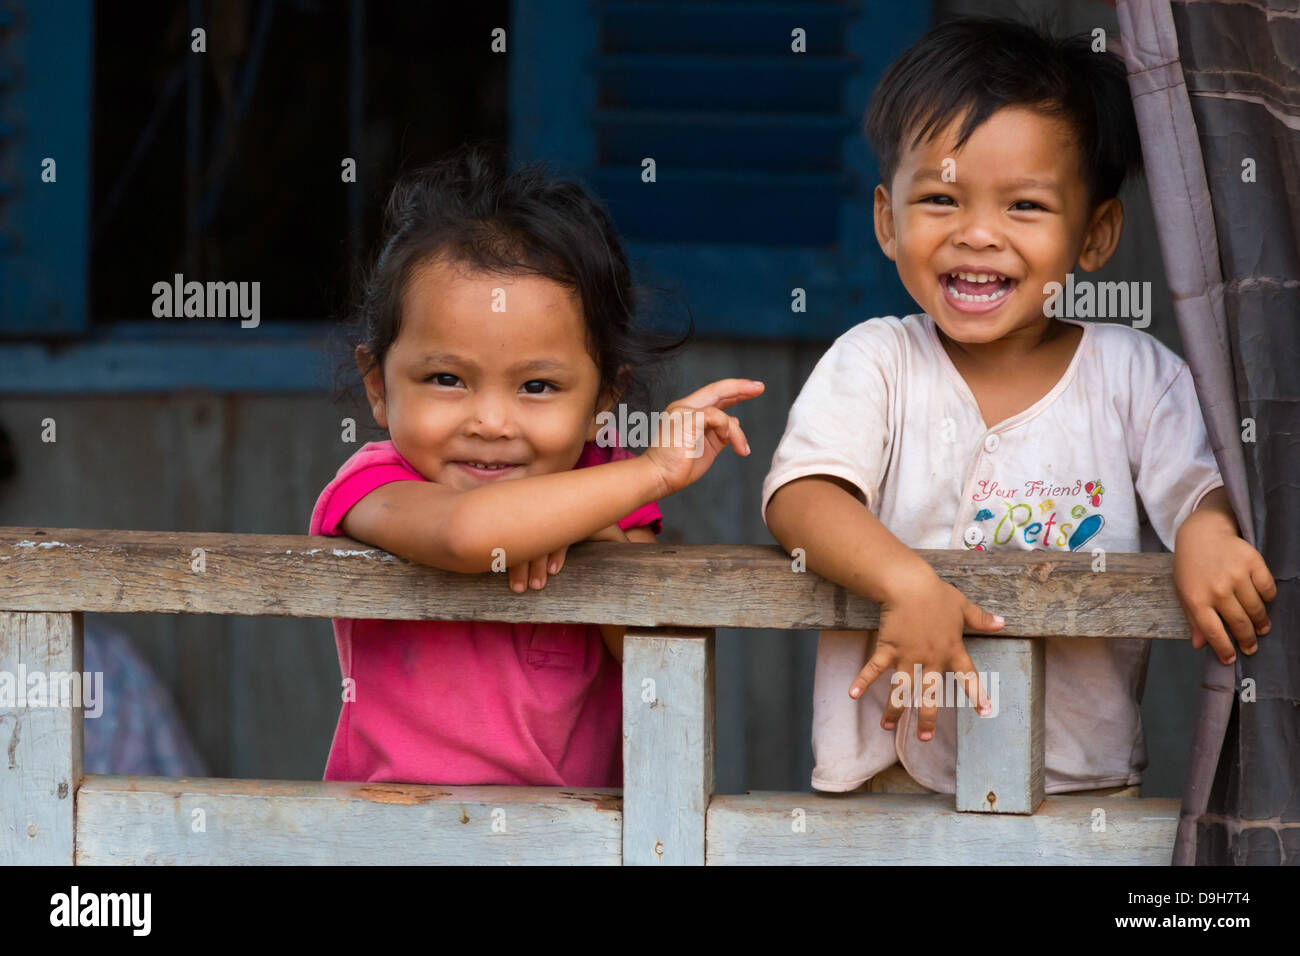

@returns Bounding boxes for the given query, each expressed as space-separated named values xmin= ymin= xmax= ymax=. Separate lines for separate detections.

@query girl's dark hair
xmin=331 ymin=143 xmax=691 ymax=418
xmin=864 ymin=15 xmax=1143 ymax=208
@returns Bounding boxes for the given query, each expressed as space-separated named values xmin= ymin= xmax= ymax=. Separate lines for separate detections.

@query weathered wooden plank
xmin=75 ymin=776 xmax=622 ymax=865
xmin=623 ymin=628 xmax=715 ymax=865
xmin=706 ymin=792 xmax=1178 ymax=865
xmin=0 ymin=611 xmax=84 ymax=864
xmin=957 ymin=637 xmax=1045 ymax=814
xmin=0 ymin=528 xmax=1189 ymax=637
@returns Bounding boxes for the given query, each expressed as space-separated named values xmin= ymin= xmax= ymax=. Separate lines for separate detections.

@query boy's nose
xmin=952 ymin=216 xmax=1004 ymax=250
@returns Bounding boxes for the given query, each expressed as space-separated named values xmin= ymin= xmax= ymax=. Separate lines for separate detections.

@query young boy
xmin=761 ymin=17 xmax=1276 ymax=795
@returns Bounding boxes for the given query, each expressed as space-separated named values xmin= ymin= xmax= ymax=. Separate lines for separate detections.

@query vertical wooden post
xmin=956 ymin=636 xmax=1044 ymax=814
xmin=0 ymin=611 xmax=84 ymax=864
xmin=622 ymin=627 xmax=715 ymax=865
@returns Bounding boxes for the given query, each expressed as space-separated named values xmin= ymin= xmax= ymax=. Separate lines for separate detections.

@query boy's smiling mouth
xmin=939 ymin=266 xmax=1017 ymax=313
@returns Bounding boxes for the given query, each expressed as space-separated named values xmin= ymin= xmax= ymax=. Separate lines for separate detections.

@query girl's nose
xmin=465 ymin=397 xmax=516 ymax=439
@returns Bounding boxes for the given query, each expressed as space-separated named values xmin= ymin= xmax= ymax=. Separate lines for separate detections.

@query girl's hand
xmin=507 ymin=523 xmax=628 ymax=592
xmin=848 ymin=570 xmax=1002 ymax=741
xmin=1174 ymin=520 xmax=1276 ymax=664
xmin=642 ymin=379 xmax=765 ymax=498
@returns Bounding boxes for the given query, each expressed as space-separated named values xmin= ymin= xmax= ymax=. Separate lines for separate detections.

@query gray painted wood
xmin=957 ymin=637 xmax=1046 ymax=814
xmin=0 ymin=528 xmax=1193 ymax=638
xmin=76 ymin=775 xmax=622 ymax=865
xmin=706 ymin=792 xmax=1179 ymax=865
xmin=0 ymin=611 xmax=83 ymax=864
xmin=622 ymin=628 xmax=714 ymax=865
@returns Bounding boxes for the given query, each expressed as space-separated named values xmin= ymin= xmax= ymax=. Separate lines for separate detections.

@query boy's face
xmin=874 ymin=105 xmax=1122 ymax=348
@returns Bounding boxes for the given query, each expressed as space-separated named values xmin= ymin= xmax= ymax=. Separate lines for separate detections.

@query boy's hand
xmin=849 ymin=570 xmax=1002 ymax=741
xmin=506 ymin=523 xmax=628 ymax=592
xmin=642 ymin=379 xmax=764 ymax=498
xmin=1174 ymin=515 xmax=1276 ymax=665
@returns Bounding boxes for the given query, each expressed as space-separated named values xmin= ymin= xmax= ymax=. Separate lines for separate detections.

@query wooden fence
xmin=0 ymin=527 xmax=1183 ymax=864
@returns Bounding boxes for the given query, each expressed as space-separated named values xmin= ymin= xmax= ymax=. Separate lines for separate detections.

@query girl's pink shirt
xmin=309 ymin=439 xmax=662 ymax=787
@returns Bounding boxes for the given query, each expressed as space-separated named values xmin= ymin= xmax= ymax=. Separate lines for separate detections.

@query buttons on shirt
xmin=983 ymin=433 xmax=1000 ymax=453
xmin=963 ymin=526 xmax=985 ymax=547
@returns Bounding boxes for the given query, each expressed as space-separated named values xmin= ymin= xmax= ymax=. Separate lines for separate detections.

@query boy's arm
xmin=765 ymin=475 xmax=935 ymax=604
xmin=765 ymin=474 xmax=1001 ymax=739
xmin=340 ymin=455 xmax=664 ymax=574
xmin=1173 ymin=486 xmax=1276 ymax=663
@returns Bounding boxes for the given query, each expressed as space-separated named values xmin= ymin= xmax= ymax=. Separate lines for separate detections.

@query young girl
xmin=311 ymin=147 xmax=763 ymax=788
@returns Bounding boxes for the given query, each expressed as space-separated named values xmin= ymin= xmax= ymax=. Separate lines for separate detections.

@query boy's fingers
xmin=1235 ymin=579 xmax=1269 ymax=639
xmin=549 ymin=546 xmax=567 ymax=576
xmin=953 ymin=652 xmax=991 ymax=715
xmin=1250 ymin=559 xmax=1278 ymax=605
xmin=1194 ymin=607 xmax=1236 ymax=664
xmin=727 ymin=415 xmax=751 ymax=456
xmin=963 ymin=600 xmax=1006 ymax=633
xmin=851 ymin=646 xmax=892 ymax=702
xmin=1217 ymin=594 xmax=1258 ymax=655
xmin=508 ymin=563 xmax=527 ymax=593
xmin=916 ymin=672 xmax=939 ymax=741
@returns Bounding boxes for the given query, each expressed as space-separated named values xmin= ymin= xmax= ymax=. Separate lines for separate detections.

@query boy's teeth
xmin=950 ymin=271 xmax=1002 ymax=283
xmin=945 ymin=275 xmax=1011 ymax=302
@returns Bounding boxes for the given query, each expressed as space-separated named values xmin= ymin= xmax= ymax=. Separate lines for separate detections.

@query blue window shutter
xmin=514 ymin=1 xmax=929 ymax=339
xmin=0 ymin=0 xmax=94 ymax=336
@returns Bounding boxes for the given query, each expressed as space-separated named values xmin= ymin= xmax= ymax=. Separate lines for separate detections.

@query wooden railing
xmin=0 ymin=527 xmax=1184 ymax=864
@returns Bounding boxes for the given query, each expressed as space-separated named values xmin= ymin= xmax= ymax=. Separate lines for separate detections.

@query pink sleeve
xmin=317 ymin=464 xmax=424 ymax=536
xmin=602 ymin=444 xmax=664 ymax=536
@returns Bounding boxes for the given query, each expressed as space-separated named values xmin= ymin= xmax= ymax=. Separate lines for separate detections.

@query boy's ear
xmin=356 ymin=345 xmax=389 ymax=431
xmin=1077 ymin=198 xmax=1125 ymax=272
xmin=873 ymin=184 xmax=898 ymax=261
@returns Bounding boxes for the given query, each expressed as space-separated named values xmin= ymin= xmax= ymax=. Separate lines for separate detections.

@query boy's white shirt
xmin=760 ymin=312 xmax=1224 ymax=793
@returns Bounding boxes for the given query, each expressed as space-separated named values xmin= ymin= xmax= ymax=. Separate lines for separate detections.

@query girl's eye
xmin=1011 ymin=200 xmax=1044 ymax=211
xmin=521 ymin=380 xmax=558 ymax=394
xmin=921 ymin=195 xmax=955 ymax=206
xmin=425 ymin=373 xmax=460 ymax=386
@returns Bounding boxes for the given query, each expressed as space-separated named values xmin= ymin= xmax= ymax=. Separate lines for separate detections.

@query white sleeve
xmin=1133 ymin=363 xmax=1225 ymax=550
xmin=760 ymin=320 xmax=898 ymax=524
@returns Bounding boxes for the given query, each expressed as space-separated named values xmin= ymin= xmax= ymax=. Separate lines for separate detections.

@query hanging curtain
xmin=1118 ymin=0 xmax=1299 ymax=864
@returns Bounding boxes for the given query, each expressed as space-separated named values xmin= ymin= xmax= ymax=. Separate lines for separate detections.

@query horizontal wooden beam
xmin=75 ymin=776 xmax=622 ymax=865
xmin=706 ymin=793 xmax=1179 ymax=865
xmin=0 ymin=527 xmax=1189 ymax=637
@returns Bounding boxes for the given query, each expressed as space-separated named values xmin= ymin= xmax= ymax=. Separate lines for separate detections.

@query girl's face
xmin=874 ymin=105 xmax=1122 ymax=351
xmin=358 ymin=257 xmax=613 ymax=491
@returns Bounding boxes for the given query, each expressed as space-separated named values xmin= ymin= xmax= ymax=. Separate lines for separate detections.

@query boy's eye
xmin=921 ymin=195 xmax=955 ymax=205
xmin=521 ymin=380 xmax=558 ymax=394
xmin=1011 ymin=200 xmax=1044 ymax=211
xmin=425 ymin=373 xmax=460 ymax=386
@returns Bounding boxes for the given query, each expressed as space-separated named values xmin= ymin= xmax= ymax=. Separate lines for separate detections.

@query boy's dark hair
xmin=332 ymin=144 xmax=689 ymax=417
xmin=864 ymin=16 xmax=1143 ymax=208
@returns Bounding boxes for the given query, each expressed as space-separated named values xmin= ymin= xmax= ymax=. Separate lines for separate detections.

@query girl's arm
xmin=343 ymin=377 xmax=760 ymax=574
xmin=596 ymin=525 xmax=659 ymax=663
xmin=340 ymin=453 xmax=666 ymax=574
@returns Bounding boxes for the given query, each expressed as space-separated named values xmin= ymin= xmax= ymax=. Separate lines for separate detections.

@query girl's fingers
xmin=528 ymin=554 xmax=549 ymax=590
xmin=549 ymin=546 xmax=567 ymax=576
xmin=727 ymin=415 xmax=751 ymax=456
xmin=508 ymin=562 xmax=528 ymax=593
xmin=669 ymin=379 xmax=764 ymax=414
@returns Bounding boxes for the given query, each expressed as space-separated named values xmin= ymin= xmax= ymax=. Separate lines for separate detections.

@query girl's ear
xmin=356 ymin=345 xmax=389 ymax=431
xmin=874 ymin=184 xmax=898 ymax=262
xmin=585 ymin=367 xmax=629 ymax=443
xmin=1077 ymin=198 xmax=1125 ymax=272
